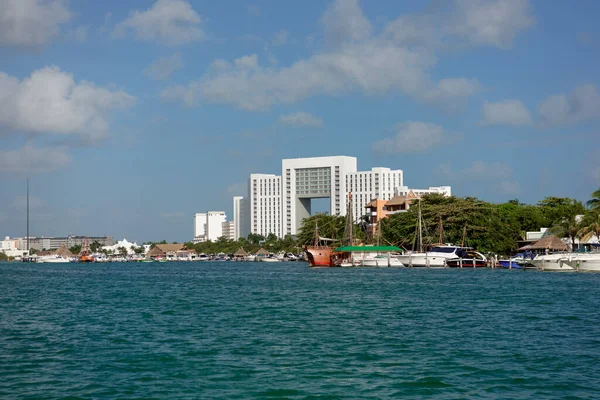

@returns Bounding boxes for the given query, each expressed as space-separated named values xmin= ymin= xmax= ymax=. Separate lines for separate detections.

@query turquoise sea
xmin=1 ymin=262 xmax=599 ymax=399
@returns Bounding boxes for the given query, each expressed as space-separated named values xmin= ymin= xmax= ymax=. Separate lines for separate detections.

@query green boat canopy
xmin=334 ymin=246 xmax=403 ymax=252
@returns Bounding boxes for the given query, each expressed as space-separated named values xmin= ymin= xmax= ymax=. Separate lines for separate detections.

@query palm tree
xmin=588 ymin=188 xmax=600 ymax=211
xmin=549 ymin=214 xmax=583 ymax=250
xmin=578 ymin=212 xmax=600 ymax=243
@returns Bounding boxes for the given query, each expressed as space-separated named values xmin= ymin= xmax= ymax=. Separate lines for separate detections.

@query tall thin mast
xmin=439 ymin=215 xmax=443 ymax=245
xmin=417 ymin=201 xmax=423 ymax=252
xmin=27 ymin=178 xmax=29 ymax=254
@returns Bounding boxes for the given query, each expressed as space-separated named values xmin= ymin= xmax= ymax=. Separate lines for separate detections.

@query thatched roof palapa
xmin=525 ymin=235 xmax=568 ymax=251
xmin=234 ymin=248 xmax=249 ymax=257
xmin=56 ymin=245 xmax=74 ymax=258
xmin=256 ymin=247 xmax=270 ymax=255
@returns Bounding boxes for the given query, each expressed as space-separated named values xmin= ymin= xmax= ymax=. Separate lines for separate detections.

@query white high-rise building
xmin=193 ymin=211 xmax=228 ymax=242
xmin=234 ymin=155 xmax=450 ymax=238
xmin=207 ymin=211 xmax=227 ymax=241
xmin=221 ymin=221 xmax=235 ymax=241
xmin=282 ymin=156 xmax=357 ymax=236
xmin=233 ymin=196 xmax=247 ymax=240
xmin=249 ymin=174 xmax=281 ymax=237
xmin=346 ymin=167 xmax=404 ymax=224
xmin=193 ymin=213 xmax=207 ymax=242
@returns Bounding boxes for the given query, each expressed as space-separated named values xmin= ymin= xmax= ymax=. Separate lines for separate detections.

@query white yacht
xmin=38 ymin=255 xmax=71 ymax=263
xmin=396 ymin=245 xmax=467 ymax=268
xmin=529 ymin=253 xmax=575 ymax=272
xmin=354 ymin=253 xmax=404 ymax=267
xmin=558 ymin=253 xmax=600 ymax=272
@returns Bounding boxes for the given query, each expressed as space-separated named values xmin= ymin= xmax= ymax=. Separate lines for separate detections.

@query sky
xmin=1 ymin=0 xmax=599 ymax=243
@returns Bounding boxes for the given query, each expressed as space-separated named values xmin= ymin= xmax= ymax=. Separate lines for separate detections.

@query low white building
xmin=101 ymin=238 xmax=141 ymax=255
xmin=1 ymin=236 xmax=26 ymax=258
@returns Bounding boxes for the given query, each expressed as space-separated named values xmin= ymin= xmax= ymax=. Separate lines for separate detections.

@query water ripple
xmin=1 ymin=262 xmax=599 ymax=398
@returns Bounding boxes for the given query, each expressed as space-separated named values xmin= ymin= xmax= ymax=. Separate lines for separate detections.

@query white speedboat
xmin=259 ymin=256 xmax=281 ymax=262
xmin=38 ymin=255 xmax=71 ymax=263
xmin=529 ymin=253 xmax=575 ymax=272
xmin=396 ymin=245 xmax=468 ymax=268
xmin=559 ymin=253 xmax=600 ymax=272
xmin=356 ymin=254 xmax=404 ymax=267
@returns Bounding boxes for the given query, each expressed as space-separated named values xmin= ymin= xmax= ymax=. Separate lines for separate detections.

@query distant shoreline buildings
xmin=233 ymin=155 xmax=451 ymax=239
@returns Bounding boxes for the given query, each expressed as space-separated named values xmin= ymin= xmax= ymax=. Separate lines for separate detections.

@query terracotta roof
xmin=386 ymin=196 xmax=408 ymax=206
xmin=364 ymin=199 xmax=380 ymax=208
xmin=527 ymin=235 xmax=568 ymax=251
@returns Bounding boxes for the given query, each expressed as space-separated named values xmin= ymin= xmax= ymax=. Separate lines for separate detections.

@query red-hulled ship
xmin=304 ymin=220 xmax=340 ymax=267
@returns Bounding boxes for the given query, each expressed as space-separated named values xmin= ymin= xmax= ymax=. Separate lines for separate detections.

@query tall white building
xmin=249 ymin=174 xmax=281 ymax=237
xmin=193 ymin=213 xmax=207 ymax=242
xmin=193 ymin=211 xmax=228 ymax=242
xmin=207 ymin=211 xmax=227 ymax=241
xmin=347 ymin=167 xmax=404 ymax=224
xmin=282 ymin=156 xmax=357 ymax=236
xmin=233 ymin=196 xmax=247 ymax=240
xmin=234 ymin=155 xmax=450 ymax=238
xmin=221 ymin=221 xmax=236 ymax=241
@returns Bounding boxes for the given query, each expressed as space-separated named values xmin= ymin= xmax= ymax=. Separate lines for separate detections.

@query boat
xmin=445 ymin=248 xmax=488 ymax=268
xmin=529 ymin=253 xmax=575 ymax=272
xmin=558 ymin=253 xmax=600 ymax=272
xmin=305 ymin=219 xmax=339 ymax=267
xmin=497 ymin=252 xmax=535 ymax=269
xmin=259 ymin=256 xmax=281 ymax=262
xmin=38 ymin=255 xmax=71 ymax=263
xmin=334 ymin=246 xmax=405 ymax=267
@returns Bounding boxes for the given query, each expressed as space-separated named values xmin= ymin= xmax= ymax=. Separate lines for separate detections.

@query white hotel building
xmin=234 ymin=156 xmax=451 ymax=239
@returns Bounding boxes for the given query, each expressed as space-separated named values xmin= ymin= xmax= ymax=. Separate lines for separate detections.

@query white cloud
xmin=279 ymin=112 xmax=323 ymax=127
xmin=114 ymin=0 xmax=204 ymax=45
xmin=321 ymin=0 xmax=372 ymax=47
xmin=144 ymin=53 xmax=185 ymax=80
xmin=163 ymin=0 xmax=483 ymax=111
xmin=272 ymin=30 xmax=289 ymax=47
xmin=0 ymin=0 xmax=71 ymax=47
xmin=372 ymin=122 xmax=448 ymax=154
xmin=0 ymin=67 xmax=136 ymax=141
xmin=538 ymin=84 xmax=600 ymax=127
xmin=482 ymin=99 xmax=532 ymax=126
xmin=0 ymin=144 xmax=71 ymax=173
xmin=451 ymin=0 xmax=534 ymax=48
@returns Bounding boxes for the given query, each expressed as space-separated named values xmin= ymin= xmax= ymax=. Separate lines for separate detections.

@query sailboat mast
xmin=347 ymin=192 xmax=353 ymax=246
xmin=417 ymin=201 xmax=423 ymax=253
xmin=27 ymin=178 xmax=29 ymax=253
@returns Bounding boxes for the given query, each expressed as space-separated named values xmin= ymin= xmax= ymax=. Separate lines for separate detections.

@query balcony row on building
xmin=231 ymin=156 xmax=451 ymax=240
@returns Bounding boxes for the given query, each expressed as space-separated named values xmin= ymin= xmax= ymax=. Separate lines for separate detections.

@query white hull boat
xmin=38 ymin=255 xmax=71 ymax=263
xmin=530 ymin=254 xmax=575 ymax=272
xmin=354 ymin=255 xmax=404 ymax=267
xmin=559 ymin=254 xmax=600 ymax=272
xmin=260 ymin=257 xmax=281 ymax=262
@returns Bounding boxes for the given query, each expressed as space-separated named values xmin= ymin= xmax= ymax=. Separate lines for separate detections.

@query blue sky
xmin=1 ymin=0 xmax=599 ymax=243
